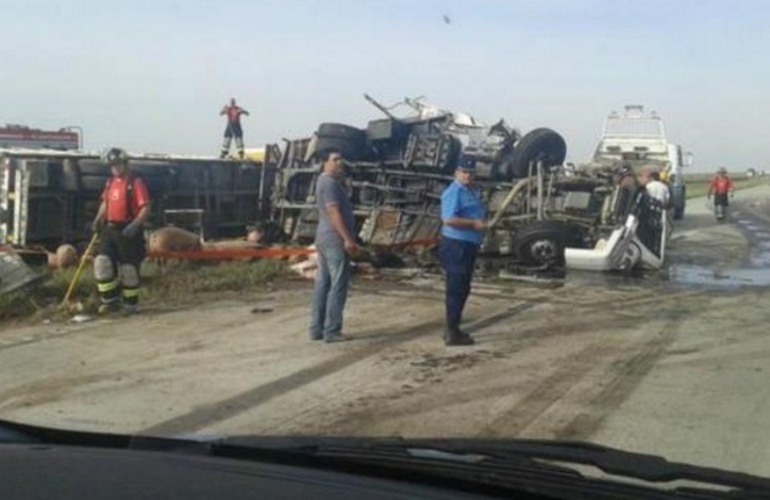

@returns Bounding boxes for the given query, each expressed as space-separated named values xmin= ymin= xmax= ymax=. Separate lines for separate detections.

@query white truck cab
xmin=565 ymin=105 xmax=692 ymax=273
xmin=592 ymin=105 xmax=691 ymax=219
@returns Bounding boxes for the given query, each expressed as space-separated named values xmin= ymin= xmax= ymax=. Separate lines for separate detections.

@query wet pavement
xmin=564 ymin=188 xmax=770 ymax=292
xmin=666 ymin=200 xmax=770 ymax=290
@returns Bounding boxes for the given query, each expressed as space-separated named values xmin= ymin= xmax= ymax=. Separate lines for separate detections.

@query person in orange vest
xmin=707 ymin=167 xmax=735 ymax=219
xmin=90 ymin=148 xmax=152 ymax=314
xmin=219 ymin=98 xmax=250 ymax=160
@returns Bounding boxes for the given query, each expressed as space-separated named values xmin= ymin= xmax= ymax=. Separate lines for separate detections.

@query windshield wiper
xmin=3 ymin=418 xmax=769 ymax=499
xmin=217 ymin=436 xmax=770 ymax=498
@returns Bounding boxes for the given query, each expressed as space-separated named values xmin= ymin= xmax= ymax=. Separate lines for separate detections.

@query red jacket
xmin=708 ymin=176 xmax=734 ymax=196
xmin=101 ymin=175 xmax=150 ymax=224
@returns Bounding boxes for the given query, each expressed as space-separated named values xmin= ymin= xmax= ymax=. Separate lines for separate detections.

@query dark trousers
xmin=95 ymin=224 xmax=146 ymax=306
xmin=439 ymin=236 xmax=479 ymax=331
xmin=221 ymin=123 xmax=245 ymax=158
xmin=713 ymin=193 xmax=729 ymax=207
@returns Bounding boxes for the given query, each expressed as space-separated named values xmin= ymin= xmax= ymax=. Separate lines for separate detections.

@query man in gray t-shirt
xmin=309 ymin=148 xmax=361 ymax=343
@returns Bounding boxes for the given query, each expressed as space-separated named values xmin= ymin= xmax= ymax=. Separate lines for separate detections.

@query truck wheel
xmin=618 ymin=241 xmax=642 ymax=274
xmin=314 ymin=136 xmax=367 ymax=162
xmin=317 ymin=123 xmax=367 ymax=143
xmin=504 ymin=128 xmax=567 ymax=180
xmin=673 ymin=187 xmax=686 ymax=220
xmin=512 ymin=221 xmax=576 ymax=267
xmin=315 ymin=123 xmax=369 ymax=161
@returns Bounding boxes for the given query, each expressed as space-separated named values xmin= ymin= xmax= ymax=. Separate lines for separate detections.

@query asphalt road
xmin=1 ymin=186 xmax=769 ymax=478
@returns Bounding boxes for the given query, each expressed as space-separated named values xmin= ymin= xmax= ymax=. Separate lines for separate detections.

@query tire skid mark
xmin=140 ymin=301 xmax=539 ymax=436
xmin=554 ymin=318 xmax=683 ymax=440
xmin=0 ymin=351 xmax=165 ymax=411
xmin=0 ymin=300 xmax=294 ymax=354
xmin=267 ymin=302 xmax=542 ymax=436
xmin=475 ymin=341 xmax=614 ymax=438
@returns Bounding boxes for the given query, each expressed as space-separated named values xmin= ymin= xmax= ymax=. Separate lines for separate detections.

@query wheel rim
xmin=620 ymin=242 xmax=641 ymax=270
xmin=528 ymin=238 xmax=559 ymax=264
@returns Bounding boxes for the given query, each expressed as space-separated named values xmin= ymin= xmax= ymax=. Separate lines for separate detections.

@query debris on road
xmin=250 ymin=304 xmax=275 ymax=314
xmin=290 ymin=247 xmax=318 ymax=280
xmin=0 ymin=247 xmax=47 ymax=296
xmin=70 ymin=314 xmax=93 ymax=323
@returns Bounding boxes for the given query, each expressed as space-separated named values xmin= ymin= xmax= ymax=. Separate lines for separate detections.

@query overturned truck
xmin=1 ymin=97 xmax=670 ymax=275
xmin=0 ymin=150 xmax=275 ymax=252
xmin=269 ymin=95 xmax=655 ymax=273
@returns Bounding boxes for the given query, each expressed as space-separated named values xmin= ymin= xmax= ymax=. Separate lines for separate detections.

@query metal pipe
xmin=60 ymin=125 xmax=83 ymax=150
xmin=488 ymin=177 xmax=535 ymax=230
xmin=545 ymin=169 xmax=555 ymax=217
xmin=258 ymin=157 xmax=267 ymax=212
xmin=526 ymin=161 xmax=533 ymax=214
xmin=537 ymin=160 xmax=544 ymax=221
xmin=364 ymin=93 xmax=398 ymax=120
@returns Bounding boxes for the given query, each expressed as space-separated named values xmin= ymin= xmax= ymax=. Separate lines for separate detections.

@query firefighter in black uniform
xmin=91 ymin=148 xmax=152 ymax=314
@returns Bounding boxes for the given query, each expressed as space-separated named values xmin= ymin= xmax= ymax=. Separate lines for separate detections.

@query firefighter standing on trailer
xmin=91 ymin=148 xmax=151 ymax=314
xmin=219 ymin=97 xmax=249 ymax=159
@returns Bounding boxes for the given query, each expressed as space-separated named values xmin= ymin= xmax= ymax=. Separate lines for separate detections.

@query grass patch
xmin=141 ymin=259 xmax=288 ymax=297
xmin=685 ymin=176 xmax=767 ymax=199
xmin=0 ymin=259 xmax=290 ymax=325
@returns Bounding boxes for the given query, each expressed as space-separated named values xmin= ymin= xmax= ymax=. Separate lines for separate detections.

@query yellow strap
xmin=122 ymin=288 xmax=140 ymax=298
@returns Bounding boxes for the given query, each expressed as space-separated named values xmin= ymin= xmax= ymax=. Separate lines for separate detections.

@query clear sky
xmin=1 ymin=0 xmax=768 ymax=171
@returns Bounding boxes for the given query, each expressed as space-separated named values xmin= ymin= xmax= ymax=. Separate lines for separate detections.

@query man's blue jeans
xmin=309 ymin=243 xmax=351 ymax=340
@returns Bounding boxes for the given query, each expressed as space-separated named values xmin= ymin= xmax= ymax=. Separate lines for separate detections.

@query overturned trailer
xmin=0 ymin=149 xmax=276 ymax=250
xmin=269 ymin=95 xmax=643 ymax=272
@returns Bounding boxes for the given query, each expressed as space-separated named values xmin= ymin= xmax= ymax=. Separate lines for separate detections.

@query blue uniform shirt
xmin=440 ymin=180 xmax=486 ymax=244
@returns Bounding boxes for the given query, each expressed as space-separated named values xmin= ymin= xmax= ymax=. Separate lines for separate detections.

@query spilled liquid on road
xmin=498 ymin=209 xmax=770 ymax=292
xmin=665 ymin=211 xmax=770 ymax=290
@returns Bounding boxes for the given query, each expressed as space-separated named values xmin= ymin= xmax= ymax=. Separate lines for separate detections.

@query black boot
xmin=444 ymin=326 xmax=474 ymax=346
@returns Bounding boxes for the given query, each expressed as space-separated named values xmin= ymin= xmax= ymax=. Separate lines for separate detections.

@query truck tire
xmin=317 ymin=123 xmax=366 ymax=143
xmin=512 ymin=221 xmax=579 ymax=267
xmin=315 ymin=123 xmax=369 ymax=161
xmin=504 ymin=128 xmax=567 ymax=180
xmin=673 ymin=186 xmax=686 ymax=220
xmin=314 ymin=136 xmax=367 ymax=162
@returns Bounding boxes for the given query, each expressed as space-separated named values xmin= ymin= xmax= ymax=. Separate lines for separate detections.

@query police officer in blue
xmin=439 ymin=154 xmax=488 ymax=346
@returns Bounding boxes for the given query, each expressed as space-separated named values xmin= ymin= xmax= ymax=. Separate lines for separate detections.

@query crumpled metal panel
xmin=0 ymin=249 xmax=45 ymax=296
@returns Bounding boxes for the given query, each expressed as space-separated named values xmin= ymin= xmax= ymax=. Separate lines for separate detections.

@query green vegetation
xmin=0 ymin=259 xmax=289 ymax=325
xmin=684 ymin=175 xmax=767 ymax=199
